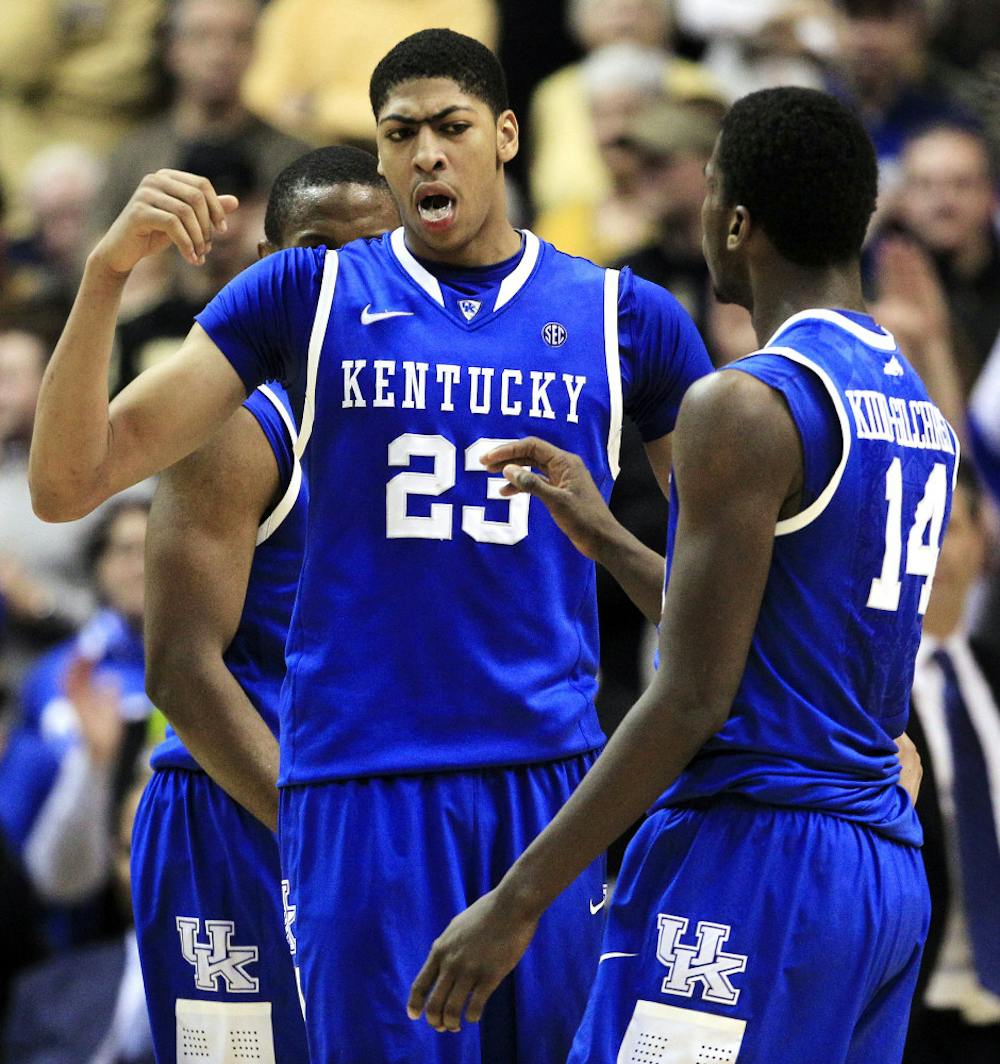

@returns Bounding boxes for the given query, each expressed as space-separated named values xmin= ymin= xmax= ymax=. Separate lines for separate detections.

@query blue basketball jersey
xmin=197 ymin=229 xmax=710 ymax=784
xmin=657 ymin=309 xmax=958 ymax=844
xmin=149 ymin=383 xmax=306 ymax=772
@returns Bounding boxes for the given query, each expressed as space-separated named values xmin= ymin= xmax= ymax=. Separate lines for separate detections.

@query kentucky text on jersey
xmin=846 ymin=389 xmax=956 ymax=453
xmin=195 ymin=229 xmax=712 ymax=783
xmin=340 ymin=359 xmax=588 ymax=422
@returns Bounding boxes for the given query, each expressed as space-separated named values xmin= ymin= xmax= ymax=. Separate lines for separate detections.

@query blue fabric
xmin=569 ymin=800 xmax=929 ymax=1064
xmin=658 ymin=312 xmax=959 ymax=846
xmin=196 ymin=231 xmax=710 ymax=784
xmin=131 ymin=769 xmax=309 ymax=1063
xmin=150 ymin=383 xmax=306 ymax=773
xmin=933 ymin=648 xmax=1000 ymax=994
xmin=20 ymin=610 xmax=150 ymax=747
xmin=0 ymin=728 xmax=60 ymax=851
xmin=278 ymin=753 xmax=606 ymax=1064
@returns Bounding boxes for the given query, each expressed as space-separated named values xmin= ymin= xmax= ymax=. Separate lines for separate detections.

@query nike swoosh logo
xmin=361 ymin=304 xmax=414 ymax=325
xmin=589 ymin=883 xmax=609 ymax=915
xmin=599 ymin=951 xmax=638 ymax=962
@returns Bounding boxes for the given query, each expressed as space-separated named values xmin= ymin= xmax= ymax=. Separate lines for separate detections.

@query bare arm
xmin=144 ymin=407 xmax=285 ymax=830
xmin=410 ymin=371 xmax=802 ymax=1031
xmin=29 ymin=170 xmax=245 ymax=522
xmin=480 ymin=434 xmax=670 ymax=623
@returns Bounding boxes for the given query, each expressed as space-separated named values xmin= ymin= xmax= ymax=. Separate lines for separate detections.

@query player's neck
xmin=748 ymin=260 xmax=867 ymax=347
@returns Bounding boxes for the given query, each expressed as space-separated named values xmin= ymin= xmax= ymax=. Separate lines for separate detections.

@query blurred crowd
xmin=1 ymin=1 xmax=999 ymax=1060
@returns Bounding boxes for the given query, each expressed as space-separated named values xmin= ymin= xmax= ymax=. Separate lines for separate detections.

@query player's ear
xmin=727 ymin=207 xmax=750 ymax=251
xmin=257 ymin=239 xmax=275 ymax=260
xmin=496 ymin=109 xmax=518 ymax=165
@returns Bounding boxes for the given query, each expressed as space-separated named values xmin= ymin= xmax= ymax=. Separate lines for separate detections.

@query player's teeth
xmin=419 ymin=199 xmax=453 ymax=222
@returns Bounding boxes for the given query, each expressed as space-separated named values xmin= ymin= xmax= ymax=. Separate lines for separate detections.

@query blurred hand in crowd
xmin=64 ymin=655 xmax=124 ymax=770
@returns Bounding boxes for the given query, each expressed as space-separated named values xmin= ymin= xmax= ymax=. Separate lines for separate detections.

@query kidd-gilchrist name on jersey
xmin=659 ymin=309 xmax=958 ymax=845
xmin=198 ymin=229 xmax=709 ymax=784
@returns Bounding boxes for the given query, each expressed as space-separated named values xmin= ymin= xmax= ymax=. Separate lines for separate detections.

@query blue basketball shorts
xmin=279 ymin=751 xmax=606 ymax=1064
xmin=131 ymin=769 xmax=308 ymax=1064
xmin=569 ymin=799 xmax=929 ymax=1064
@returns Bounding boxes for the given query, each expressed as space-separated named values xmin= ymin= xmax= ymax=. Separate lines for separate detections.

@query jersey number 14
xmin=867 ymin=459 xmax=948 ymax=615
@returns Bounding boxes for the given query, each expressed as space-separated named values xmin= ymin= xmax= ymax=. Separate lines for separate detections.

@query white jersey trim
xmin=295 ymin=248 xmax=339 ymax=462
xmin=390 ymin=227 xmax=444 ymax=305
xmin=493 ymin=230 xmax=540 ymax=310
xmin=736 ymin=345 xmax=852 ymax=537
xmin=603 ymin=268 xmax=623 ymax=479
xmin=255 ymin=384 xmax=302 ymax=546
xmin=767 ymin=308 xmax=898 ymax=352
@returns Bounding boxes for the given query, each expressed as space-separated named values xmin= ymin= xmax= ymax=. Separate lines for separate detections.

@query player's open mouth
xmin=416 ymin=192 xmax=456 ymax=228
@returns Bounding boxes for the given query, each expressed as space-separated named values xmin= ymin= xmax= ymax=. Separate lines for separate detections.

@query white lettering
xmin=469 ymin=367 xmax=494 ymax=414
xmin=373 ymin=360 xmax=396 ymax=407
xmin=501 ymin=369 xmax=522 ymax=416
xmin=341 ymin=360 xmax=366 ymax=408
xmin=402 ymin=361 xmax=428 ymax=410
xmin=437 ymin=364 xmax=461 ymax=411
xmin=563 ymin=373 xmax=586 ymax=424
xmin=530 ymin=371 xmax=556 ymax=420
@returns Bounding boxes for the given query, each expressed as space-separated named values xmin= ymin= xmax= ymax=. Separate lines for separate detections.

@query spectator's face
xmin=96 ymin=509 xmax=148 ymax=625
xmin=269 ymin=185 xmax=400 ymax=254
xmin=375 ymin=78 xmax=518 ymax=260
xmin=837 ymin=12 xmax=924 ymax=104
xmin=169 ymin=0 xmax=258 ymax=108
xmin=635 ymin=149 xmax=710 ymax=233
xmin=0 ymin=332 xmax=46 ymax=445
xmin=592 ymin=88 xmax=656 ymax=185
xmin=899 ymin=130 xmax=996 ymax=255
xmin=29 ymin=168 xmax=100 ymax=268
xmin=576 ymin=0 xmax=671 ymax=51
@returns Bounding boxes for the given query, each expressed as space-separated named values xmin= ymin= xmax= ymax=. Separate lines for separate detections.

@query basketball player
xmin=408 ymin=87 xmax=958 ymax=1064
xmin=28 ymin=29 xmax=711 ymax=1063
xmin=131 ymin=147 xmax=399 ymax=1063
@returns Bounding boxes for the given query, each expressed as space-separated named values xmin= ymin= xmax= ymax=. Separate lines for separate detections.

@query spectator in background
xmin=93 ymin=0 xmax=305 ymax=234
xmin=529 ymin=0 xmax=720 ymax=215
xmin=0 ymin=0 xmax=162 ymax=234
xmin=827 ymin=0 xmax=976 ymax=191
xmin=7 ymin=144 xmax=105 ymax=312
xmin=113 ymin=140 xmax=262 ymax=390
xmin=535 ymin=44 xmax=676 ymax=263
xmin=674 ymin=0 xmax=836 ymax=100
xmin=7 ymin=499 xmax=152 ymax=951
xmin=2 ymin=775 xmax=154 ymax=1064
xmin=0 ymin=329 xmax=101 ymax=699
xmin=242 ymin=0 xmax=497 ymax=147
xmin=889 ymin=123 xmax=1000 ymax=394
xmin=905 ymin=470 xmax=1000 ymax=1064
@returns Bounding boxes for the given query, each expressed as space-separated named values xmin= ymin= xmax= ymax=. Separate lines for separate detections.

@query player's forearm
xmin=593 ymin=525 xmax=665 ymax=624
xmin=149 ymin=657 xmax=280 ymax=830
xmin=29 ymin=253 xmax=129 ymax=521
xmin=496 ymin=685 xmax=725 ymax=919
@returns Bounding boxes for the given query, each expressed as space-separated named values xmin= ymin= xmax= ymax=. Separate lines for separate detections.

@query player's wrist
xmin=86 ymin=245 xmax=136 ymax=284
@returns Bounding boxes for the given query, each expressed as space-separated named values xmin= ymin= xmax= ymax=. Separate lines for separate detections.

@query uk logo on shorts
xmin=655 ymin=913 xmax=748 ymax=1006
xmin=281 ymin=880 xmax=297 ymax=956
xmin=176 ymin=917 xmax=260 ymax=993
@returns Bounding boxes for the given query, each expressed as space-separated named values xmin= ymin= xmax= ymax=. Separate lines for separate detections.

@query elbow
xmin=28 ymin=468 xmax=99 ymax=523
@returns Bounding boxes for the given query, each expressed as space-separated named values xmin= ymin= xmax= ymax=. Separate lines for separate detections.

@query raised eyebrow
xmin=378 ymin=105 xmax=474 ymax=127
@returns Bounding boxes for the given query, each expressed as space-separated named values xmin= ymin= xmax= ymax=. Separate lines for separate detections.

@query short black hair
xmin=717 ymin=87 xmax=878 ymax=268
xmin=263 ymin=146 xmax=389 ymax=245
xmin=369 ymin=29 xmax=508 ymax=119
xmin=177 ymin=139 xmax=258 ymax=200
